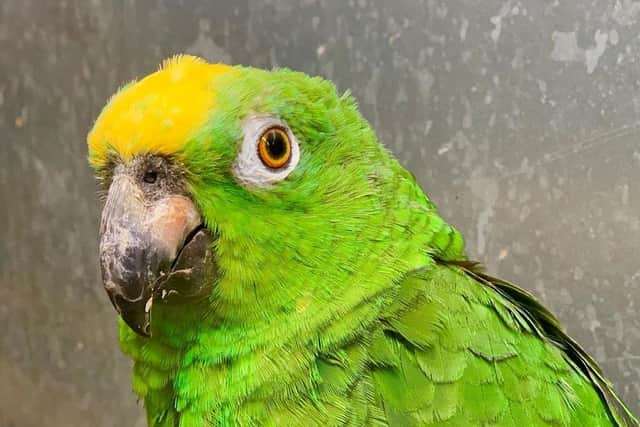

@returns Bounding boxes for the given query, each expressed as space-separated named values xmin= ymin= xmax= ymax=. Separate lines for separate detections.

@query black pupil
xmin=143 ymin=170 xmax=158 ymax=184
xmin=265 ymin=130 xmax=287 ymax=159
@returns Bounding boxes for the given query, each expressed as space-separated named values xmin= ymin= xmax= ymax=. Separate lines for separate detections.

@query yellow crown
xmin=88 ymin=55 xmax=232 ymax=168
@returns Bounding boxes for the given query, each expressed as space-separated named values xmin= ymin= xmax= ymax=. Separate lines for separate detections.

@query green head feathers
xmin=88 ymin=55 xmax=464 ymax=338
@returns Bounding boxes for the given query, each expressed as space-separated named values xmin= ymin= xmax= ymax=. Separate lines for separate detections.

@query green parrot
xmin=88 ymin=55 xmax=637 ymax=427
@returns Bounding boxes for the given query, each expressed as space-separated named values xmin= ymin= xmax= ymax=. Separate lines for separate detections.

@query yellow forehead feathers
xmin=88 ymin=55 xmax=233 ymax=168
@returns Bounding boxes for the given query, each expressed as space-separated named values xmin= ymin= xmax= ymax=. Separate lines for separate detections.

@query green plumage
xmin=101 ymin=65 xmax=636 ymax=426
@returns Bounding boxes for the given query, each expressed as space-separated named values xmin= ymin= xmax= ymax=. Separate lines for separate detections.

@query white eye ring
xmin=233 ymin=115 xmax=300 ymax=188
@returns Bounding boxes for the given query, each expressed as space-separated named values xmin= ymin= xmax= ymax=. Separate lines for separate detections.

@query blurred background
xmin=1 ymin=0 xmax=639 ymax=425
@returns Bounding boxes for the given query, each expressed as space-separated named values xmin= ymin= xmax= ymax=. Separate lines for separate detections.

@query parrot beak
xmin=98 ymin=174 xmax=214 ymax=337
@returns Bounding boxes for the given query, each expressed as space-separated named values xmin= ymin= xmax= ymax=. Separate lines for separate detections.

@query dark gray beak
xmin=99 ymin=175 xmax=202 ymax=337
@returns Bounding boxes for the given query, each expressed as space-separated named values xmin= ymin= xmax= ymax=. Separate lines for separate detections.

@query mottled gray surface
xmin=1 ymin=0 xmax=639 ymax=425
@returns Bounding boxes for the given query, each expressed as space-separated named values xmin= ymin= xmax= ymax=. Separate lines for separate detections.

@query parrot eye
xmin=233 ymin=115 xmax=300 ymax=187
xmin=257 ymin=127 xmax=291 ymax=169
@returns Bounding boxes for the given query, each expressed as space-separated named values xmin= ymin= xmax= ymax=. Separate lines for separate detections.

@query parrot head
xmin=88 ymin=55 xmax=458 ymax=340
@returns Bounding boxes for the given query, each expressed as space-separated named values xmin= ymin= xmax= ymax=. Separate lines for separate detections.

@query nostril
xmin=143 ymin=170 xmax=158 ymax=184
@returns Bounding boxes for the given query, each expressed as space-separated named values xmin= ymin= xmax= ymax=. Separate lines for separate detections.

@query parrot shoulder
xmin=370 ymin=261 xmax=638 ymax=426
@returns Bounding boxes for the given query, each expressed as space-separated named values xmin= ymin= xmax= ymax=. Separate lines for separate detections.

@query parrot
xmin=88 ymin=55 xmax=638 ymax=427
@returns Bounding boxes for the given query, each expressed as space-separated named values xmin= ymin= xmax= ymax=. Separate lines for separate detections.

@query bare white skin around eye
xmin=232 ymin=115 xmax=301 ymax=188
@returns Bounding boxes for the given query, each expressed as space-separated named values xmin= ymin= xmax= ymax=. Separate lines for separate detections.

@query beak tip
xmin=108 ymin=292 xmax=153 ymax=338
xmin=121 ymin=313 xmax=152 ymax=338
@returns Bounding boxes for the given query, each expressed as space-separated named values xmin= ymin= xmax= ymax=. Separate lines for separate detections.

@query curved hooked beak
xmin=99 ymin=175 xmax=214 ymax=337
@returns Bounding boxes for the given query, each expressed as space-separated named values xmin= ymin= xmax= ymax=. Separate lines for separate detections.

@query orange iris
xmin=257 ymin=126 xmax=292 ymax=169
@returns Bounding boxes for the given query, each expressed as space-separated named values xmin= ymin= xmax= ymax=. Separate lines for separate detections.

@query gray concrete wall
xmin=1 ymin=1 xmax=638 ymax=425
